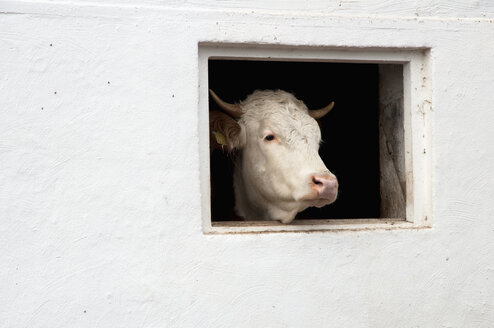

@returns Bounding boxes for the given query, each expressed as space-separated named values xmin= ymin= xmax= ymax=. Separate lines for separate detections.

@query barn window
xmin=198 ymin=44 xmax=432 ymax=233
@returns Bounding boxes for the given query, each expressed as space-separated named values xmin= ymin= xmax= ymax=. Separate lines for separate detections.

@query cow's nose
xmin=311 ymin=174 xmax=338 ymax=200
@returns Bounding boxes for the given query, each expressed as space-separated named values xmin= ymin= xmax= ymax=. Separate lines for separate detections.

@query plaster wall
xmin=1 ymin=1 xmax=494 ymax=327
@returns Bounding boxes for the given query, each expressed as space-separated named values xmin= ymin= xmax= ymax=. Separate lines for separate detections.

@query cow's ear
xmin=209 ymin=111 xmax=245 ymax=151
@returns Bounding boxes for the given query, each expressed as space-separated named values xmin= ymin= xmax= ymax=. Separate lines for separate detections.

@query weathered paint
xmin=1 ymin=1 xmax=494 ymax=327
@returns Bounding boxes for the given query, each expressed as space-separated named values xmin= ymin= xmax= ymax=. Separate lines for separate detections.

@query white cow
xmin=210 ymin=89 xmax=338 ymax=224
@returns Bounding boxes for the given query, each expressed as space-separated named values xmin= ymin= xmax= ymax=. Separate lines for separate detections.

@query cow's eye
xmin=264 ymin=134 xmax=276 ymax=141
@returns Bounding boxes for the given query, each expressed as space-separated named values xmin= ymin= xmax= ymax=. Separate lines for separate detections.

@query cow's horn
xmin=309 ymin=101 xmax=335 ymax=119
xmin=209 ymin=89 xmax=243 ymax=118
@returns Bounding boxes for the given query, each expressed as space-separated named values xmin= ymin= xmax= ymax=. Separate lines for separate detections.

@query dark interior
xmin=209 ymin=59 xmax=380 ymax=221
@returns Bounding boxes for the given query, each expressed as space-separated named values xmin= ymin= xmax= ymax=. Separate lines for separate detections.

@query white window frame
xmin=198 ymin=43 xmax=432 ymax=234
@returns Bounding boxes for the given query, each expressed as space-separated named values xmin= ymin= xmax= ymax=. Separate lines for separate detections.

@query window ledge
xmin=208 ymin=218 xmax=429 ymax=234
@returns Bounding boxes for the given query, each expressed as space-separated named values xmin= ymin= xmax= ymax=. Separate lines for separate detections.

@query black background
xmin=209 ymin=59 xmax=380 ymax=220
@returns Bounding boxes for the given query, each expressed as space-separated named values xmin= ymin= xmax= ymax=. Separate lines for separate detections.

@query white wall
xmin=1 ymin=1 xmax=494 ymax=327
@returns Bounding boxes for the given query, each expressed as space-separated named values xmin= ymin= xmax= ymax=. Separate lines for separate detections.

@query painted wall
xmin=1 ymin=1 xmax=494 ymax=327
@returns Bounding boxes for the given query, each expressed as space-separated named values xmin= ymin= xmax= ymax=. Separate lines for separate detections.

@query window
xmin=198 ymin=44 xmax=432 ymax=233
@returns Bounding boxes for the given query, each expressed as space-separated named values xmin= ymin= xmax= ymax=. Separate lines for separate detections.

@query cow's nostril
xmin=312 ymin=177 xmax=322 ymax=185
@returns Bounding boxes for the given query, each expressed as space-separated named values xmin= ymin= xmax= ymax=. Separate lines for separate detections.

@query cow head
xmin=210 ymin=89 xmax=338 ymax=224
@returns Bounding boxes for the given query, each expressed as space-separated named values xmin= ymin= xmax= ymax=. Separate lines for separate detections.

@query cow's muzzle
xmin=311 ymin=174 xmax=338 ymax=203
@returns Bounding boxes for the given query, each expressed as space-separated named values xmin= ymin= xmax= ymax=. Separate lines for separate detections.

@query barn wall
xmin=1 ymin=1 xmax=494 ymax=327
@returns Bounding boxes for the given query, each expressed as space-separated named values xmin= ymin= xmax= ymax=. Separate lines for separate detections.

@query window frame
xmin=198 ymin=43 xmax=432 ymax=234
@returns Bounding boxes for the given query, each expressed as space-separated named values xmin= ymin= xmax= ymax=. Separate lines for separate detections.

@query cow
xmin=209 ymin=89 xmax=338 ymax=224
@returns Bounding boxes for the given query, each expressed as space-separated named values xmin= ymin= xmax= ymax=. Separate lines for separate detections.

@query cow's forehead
xmin=240 ymin=90 xmax=309 ymax=122
xmin=239 ymin=90 xmax=321 ymax=143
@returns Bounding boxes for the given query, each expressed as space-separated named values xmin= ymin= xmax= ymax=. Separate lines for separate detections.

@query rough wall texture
xmin=1 ymin=1 xmax=494 ymax=327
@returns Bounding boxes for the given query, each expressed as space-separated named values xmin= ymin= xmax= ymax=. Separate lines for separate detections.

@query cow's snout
xmin=311 ymin=174 xmax=338 ymax=201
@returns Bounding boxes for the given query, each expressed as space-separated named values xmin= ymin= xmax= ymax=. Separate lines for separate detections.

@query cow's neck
xmin=233 ymin=157 xmax=267 ymax=221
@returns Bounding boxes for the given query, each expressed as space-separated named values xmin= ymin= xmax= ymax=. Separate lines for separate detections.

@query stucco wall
xmin=1 ymin=1 xmax=494 ymax=327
